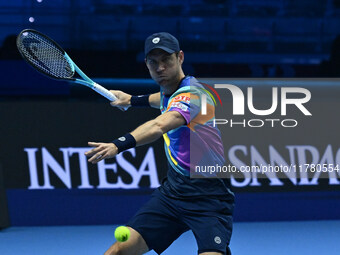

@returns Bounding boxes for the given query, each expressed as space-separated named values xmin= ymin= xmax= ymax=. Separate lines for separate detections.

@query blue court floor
xmin=1 ymin=220 xmax=339 ymax=255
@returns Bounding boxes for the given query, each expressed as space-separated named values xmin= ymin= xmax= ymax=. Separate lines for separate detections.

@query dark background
xmin=2 ymin=0 xmax=340 ymax=81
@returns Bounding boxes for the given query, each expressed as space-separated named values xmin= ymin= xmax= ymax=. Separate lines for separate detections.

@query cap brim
xmin=145 ymin=46 xmax=175 ymax=57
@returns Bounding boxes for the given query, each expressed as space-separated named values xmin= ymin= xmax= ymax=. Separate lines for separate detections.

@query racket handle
xmin=92 ymin=83 xmax=117 ymax=101
xmin=92 ymin=83 xmax=128 ymax=110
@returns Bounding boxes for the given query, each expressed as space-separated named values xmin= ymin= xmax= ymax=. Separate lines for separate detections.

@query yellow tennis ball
xmin=114 ymin=226 xmax=130 ymax=242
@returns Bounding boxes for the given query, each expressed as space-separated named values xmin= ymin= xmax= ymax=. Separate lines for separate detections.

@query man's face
xmin=145 ymin=49 xmax=184 ymax=87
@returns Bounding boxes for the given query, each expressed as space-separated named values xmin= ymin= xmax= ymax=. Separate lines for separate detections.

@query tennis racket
xmin=16 ymin=29 xmax=122 ymax=105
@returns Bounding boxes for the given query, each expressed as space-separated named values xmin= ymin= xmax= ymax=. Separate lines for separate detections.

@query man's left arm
xmin=85 ymin=111 xmax=185 ymax=163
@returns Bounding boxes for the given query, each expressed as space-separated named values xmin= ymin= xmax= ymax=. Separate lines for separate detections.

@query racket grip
xmin=92 ymin=83 xmax=128 ymax=110
xmin=92 ymin=83 xmax=117 ymax=101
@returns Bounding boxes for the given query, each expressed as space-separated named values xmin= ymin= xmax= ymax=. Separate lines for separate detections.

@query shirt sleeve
xmin=164 ymin=92 xmax=201 ymax=125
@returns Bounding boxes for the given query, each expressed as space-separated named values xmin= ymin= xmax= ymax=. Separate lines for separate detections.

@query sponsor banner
xmin=0 ymin=79 xmax=339 ymax=225
xmin=0 ymin=100 xmax=167 ymax=190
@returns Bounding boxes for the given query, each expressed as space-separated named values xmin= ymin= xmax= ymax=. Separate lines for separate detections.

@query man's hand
xmin=85 ymin=142 xmax=118 ymax=164
xmin=110 ymin=90 xmax=132 ymax=111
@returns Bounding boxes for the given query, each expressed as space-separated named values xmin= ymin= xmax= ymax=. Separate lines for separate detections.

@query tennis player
xmin=85 ymin=32 xmax=234 ymax=255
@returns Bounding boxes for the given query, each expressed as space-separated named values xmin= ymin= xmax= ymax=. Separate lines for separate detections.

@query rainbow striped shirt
xmin=160 ymin=76 xmax=225 ymax=177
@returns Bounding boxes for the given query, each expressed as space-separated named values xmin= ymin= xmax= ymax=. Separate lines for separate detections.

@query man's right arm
xmin=148 ymin=92 xmax=160 ymax=108
xmin=110 ymin=90 xmax=160 ymax=109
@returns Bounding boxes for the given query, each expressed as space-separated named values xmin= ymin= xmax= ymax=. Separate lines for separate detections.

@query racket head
xmin=16 ymin=29 xmax=75 ymax=80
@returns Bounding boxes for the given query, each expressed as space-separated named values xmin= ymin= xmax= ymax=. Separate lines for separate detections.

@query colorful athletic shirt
xmin=159 ymin=76 xmax=234 ymax=199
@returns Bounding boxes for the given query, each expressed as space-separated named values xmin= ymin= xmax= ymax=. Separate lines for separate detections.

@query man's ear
xmin=144 ymin=58 xmax=149 ymax=70
xmin=178 ymin=50 xmax=184 ymax=64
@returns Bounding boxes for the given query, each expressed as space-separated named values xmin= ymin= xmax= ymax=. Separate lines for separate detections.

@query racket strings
xmin=17 ymin=32 xmax=74 ymax=79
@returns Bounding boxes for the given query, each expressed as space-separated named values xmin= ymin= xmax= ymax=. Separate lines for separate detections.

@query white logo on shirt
xmin=170 ymin=102 xmax=188 ymax=111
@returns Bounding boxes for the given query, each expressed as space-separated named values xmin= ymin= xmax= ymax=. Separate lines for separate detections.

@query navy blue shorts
xmin=127 ymin=188 xmax=234 ymax=254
